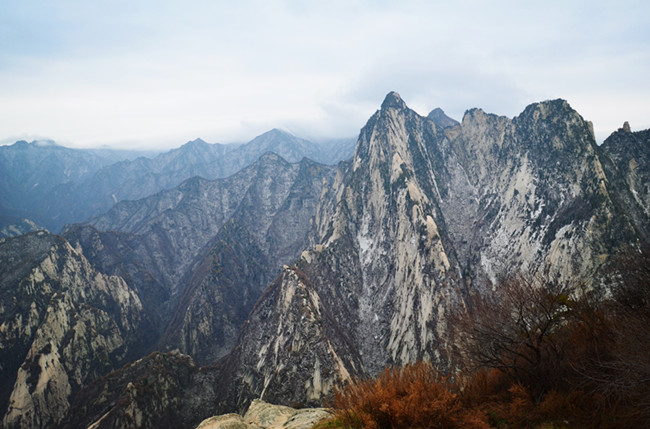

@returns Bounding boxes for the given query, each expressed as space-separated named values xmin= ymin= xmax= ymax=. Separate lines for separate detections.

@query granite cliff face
xmin=215 ymin=266 xmax=363 ymax=412
xmin=447 ymin=99 xmax=640 ymax=285
xmin=0 ymin=232 xmax=152 ymax=429
xmin=210 ymin=92 xmax=648 ymax=411
xmin=157 ymin=156 xmax=336 ymax=363
xmin=600 ymin=125 xmax=650 ymax=242
xmin=68 ymin=153 xmax=336 ymax=366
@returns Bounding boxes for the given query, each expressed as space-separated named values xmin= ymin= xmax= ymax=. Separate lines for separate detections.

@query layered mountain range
xmin=0 ymin=130 xmax=355 ymax=235
xmin=0 ymin=92 xmax=647 ymax=428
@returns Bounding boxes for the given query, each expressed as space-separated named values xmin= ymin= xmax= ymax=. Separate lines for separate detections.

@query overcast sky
xmin=1 ymin=0 xmax=648 ymax=149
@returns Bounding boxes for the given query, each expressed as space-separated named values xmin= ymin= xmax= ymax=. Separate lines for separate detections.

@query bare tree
xmin=450 ymin=275 xmax=577 ymax=398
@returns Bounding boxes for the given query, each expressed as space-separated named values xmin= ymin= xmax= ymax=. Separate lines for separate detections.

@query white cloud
xmin=1 ymin=0 xmax=648 ymax=148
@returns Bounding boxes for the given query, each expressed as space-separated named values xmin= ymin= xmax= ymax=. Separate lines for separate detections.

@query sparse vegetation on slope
xmin=318 ymin=251 xmax=650 ymax=429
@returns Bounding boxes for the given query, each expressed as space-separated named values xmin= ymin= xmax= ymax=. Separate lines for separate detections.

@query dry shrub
xmin=460 ymin=368 xmax=511 ymax=407
xmin=331 ymin=361 xmax=489 ymax=429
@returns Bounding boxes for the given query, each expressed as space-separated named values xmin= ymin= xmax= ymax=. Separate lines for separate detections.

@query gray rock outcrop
xmin=196 ymin=399 xmax=332 ymax=429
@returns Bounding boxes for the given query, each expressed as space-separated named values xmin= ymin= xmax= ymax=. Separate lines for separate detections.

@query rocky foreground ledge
xmin=195 ymin=399 xmax=333 ymax=429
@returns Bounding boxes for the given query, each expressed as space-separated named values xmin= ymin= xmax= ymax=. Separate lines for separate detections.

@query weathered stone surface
xmin=58 ymin=351 xmax=209 ymax=429
xmin=0 ymin=232 xmax=152 ymax=429
xmin=196 ymin=414 xmax=249 ymax=429
xmin=600 ymin=127 xmax=650 ymax=242
xmin=283 ymin=408 xmax=333 ymax=429
xmin=244 ymin=399 xmax=296 ymax=427
xmin=195 ymin=399 xmax=333 ymax=429
xmin=215 ymin=266 xmax=362 ymax=413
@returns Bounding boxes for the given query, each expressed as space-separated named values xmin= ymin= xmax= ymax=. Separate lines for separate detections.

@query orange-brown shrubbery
xmin=328 ymin=362 xmax=489 ymax=429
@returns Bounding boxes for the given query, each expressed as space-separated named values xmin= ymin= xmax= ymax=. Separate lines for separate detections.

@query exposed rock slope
xmin=212 ymin=92 xmax=649 ymax=410
xmin=67 ymin=154 xmax=336 ymax=365
xmin=600 ymin=124 xmax=650 ymax=242
xmin=215 ymin=266 xmax=363 ymax=412
xmin=196 ymin=399 xmax=332 ymax=429
xmin=0 ymin=232 xmax=152 ymax=429
xmin=447 ymin=99 xmax=640 ymax=285
xmin=57 ymin=351 xmax=211 ymax=429
xmin=158 ymin=157 xmax=336 ymax=363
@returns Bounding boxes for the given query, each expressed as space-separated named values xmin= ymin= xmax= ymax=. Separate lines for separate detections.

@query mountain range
xmin=0 ymin=130 xmax=356 ymax=235
xmin=0 ymin=92 xmax=648 ymax=428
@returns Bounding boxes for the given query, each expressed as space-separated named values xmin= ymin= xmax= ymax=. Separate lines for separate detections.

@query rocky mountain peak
xmin=512 ymin=98 xmax=598 ymax=156
xmin=186 ymin=138 xmax=208 ymax=146
xmin=461 ymin=107 xmax=489 ymax=124
xmin=516 ymin=98 xmax=576 ymax=124
xmin=427 ymin=107 xmax=459 ymax=129
xmin=358 ymin=92 xmax=426 ymax=160
xmin=250 ymin=128 xmax=295 ymax=144
xmin=622 ymin=121 xmax=632 ymax=133
xmin=380 ymin=91 xmax=407 ymax=110
xmin=267 ymin=128 xmax=293 ymax=137
xmin=175 ymin=138 xmax=213 ymax=158
xmin=256 ymin=151 xmax=290 ymax=164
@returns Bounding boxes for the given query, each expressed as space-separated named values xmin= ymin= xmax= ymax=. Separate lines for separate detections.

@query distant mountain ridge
xmin=0 ymin=141 xmax=153 ymax=236
xmin=0 ymin=130 xmax=356 ymax=235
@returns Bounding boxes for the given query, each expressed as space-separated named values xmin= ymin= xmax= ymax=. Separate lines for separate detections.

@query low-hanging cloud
xmin=0 ymin=0 xmax=648 ymax=148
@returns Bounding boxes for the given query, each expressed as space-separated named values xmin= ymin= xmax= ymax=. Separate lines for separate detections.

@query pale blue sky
xmin=1 ymin=0 xmax=648 ymax=149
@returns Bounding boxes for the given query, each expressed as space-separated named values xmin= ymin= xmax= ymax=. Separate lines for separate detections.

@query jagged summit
xmin=515 ymin=98 xmax=575 ymax=122
xmin=460 ymin=107 xmax=490 ymax=123
xmin=267 ymin=127 xmax=294 ymax=136
xmin=186 ymin=137 xmax=208 ymax=145
xmin=427 ymin=107 xmax=459 ymax=129
xmin=381 ymin=91 xmax=407 ymax=110
xmin=256 ymin=150 xmax=291 ymax=164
